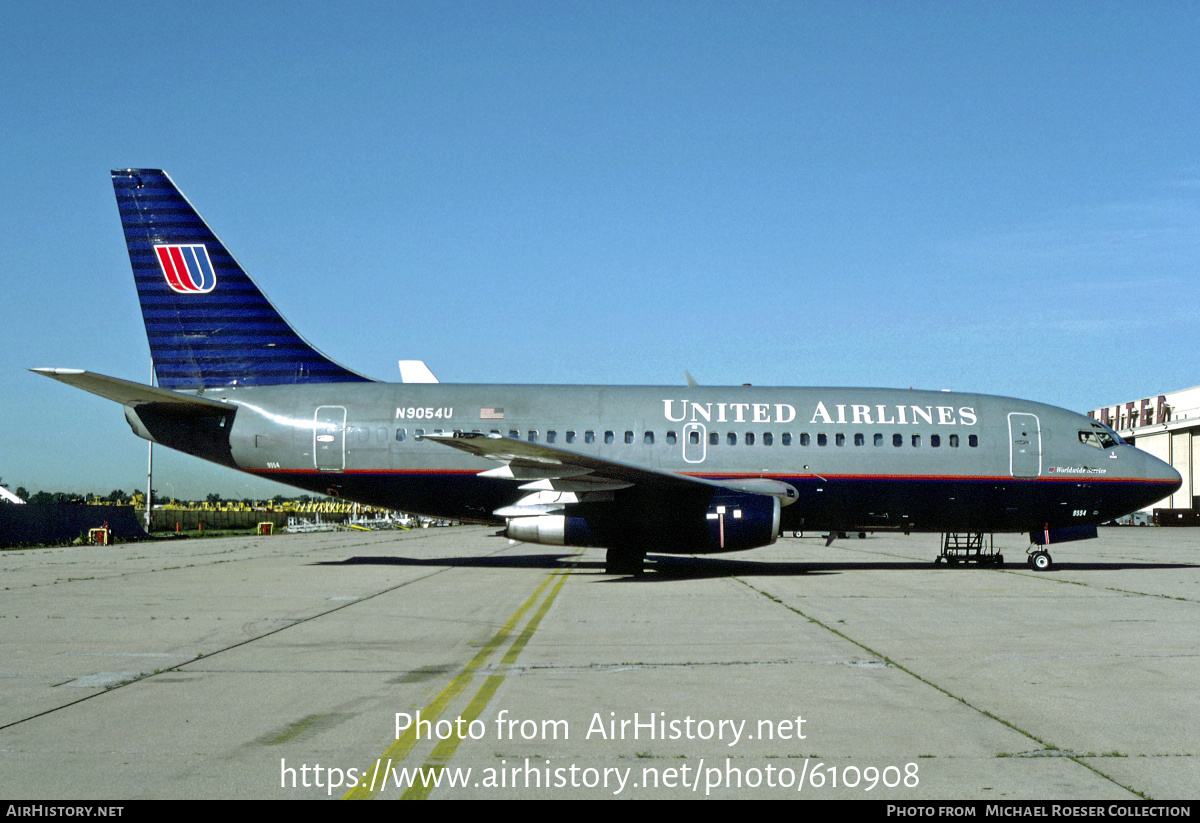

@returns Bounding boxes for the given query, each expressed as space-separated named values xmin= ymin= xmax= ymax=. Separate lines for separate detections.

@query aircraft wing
xmin=422 ymin=431 xmax=796 ymax=503
xmin=31 ymin=369 xmax=232 ymax=416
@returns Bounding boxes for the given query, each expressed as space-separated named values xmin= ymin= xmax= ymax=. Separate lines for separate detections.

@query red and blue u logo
xmin=154 ymin=244 xmax=216 ymax=294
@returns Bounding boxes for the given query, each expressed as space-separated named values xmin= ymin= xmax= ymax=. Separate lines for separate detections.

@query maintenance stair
xmin=936 ymin=532 xmax=1003 ymax=567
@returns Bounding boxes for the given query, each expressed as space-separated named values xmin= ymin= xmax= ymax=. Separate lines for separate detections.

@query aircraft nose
xmin=1140 ymin=449 xmax=1181 ymax=499
xmin=1160 ymin=459 xmax=1183 ymax=490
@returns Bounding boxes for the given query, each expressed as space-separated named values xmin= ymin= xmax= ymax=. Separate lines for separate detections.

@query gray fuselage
xmin=131 ymin=382 xmax=1180 ymax=542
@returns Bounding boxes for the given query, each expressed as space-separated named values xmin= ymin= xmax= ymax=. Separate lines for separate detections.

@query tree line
xmin=1 ymin=486 xmax=331 ymax=507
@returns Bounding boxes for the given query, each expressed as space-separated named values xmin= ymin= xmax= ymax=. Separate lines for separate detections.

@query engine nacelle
xmin=703 ymin=490 xmax=781 ymax=552
xmin=505 ymin=514 xmax=600 ymax=546
xmin=504 ymin=490 xmax=780 ymax=554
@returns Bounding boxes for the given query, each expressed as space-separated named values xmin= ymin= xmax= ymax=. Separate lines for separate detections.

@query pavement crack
xmin=734 ymin=576 xmax=1149 ymax=800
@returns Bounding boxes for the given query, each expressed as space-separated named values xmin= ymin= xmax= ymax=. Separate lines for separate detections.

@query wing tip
xmin=31 ymin=367 xmax=86 ymax=378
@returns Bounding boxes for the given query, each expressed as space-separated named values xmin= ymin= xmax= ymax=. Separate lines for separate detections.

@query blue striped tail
xmin=112 ymin=169 xmax=373 ymax=389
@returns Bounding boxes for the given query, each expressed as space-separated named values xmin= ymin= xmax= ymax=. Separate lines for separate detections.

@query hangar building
xmin=1090 ymin=387 xmax=1200 ymax=513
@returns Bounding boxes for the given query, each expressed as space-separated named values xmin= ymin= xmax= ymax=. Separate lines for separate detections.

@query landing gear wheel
xmin=1030 ymin=551 xmax=1052 ymax=572
xmin=995 ymin=554 xmax=1004 ymax=567
xmin=605 ymin=549 xmax=646 ymax=576
xmin=934 ymin=556 xmax=944 ymax=566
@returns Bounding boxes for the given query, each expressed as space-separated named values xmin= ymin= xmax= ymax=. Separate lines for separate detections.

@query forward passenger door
xmin=1008 ymin=412 xmax=1042 ymax=478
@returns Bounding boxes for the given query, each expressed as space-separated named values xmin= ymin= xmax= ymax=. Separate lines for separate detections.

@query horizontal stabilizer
xmin=31 ymin=369 xmax=231 ymax=415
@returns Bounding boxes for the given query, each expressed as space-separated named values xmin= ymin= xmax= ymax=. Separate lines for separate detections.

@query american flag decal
xmin=154 ymin=244 xmax=216 ymax=294
xmin=480 ymin=407 xmax=505 ymax=420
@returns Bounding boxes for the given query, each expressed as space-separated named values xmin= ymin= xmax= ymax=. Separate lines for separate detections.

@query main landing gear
xmin=605 ymin=548 xmax=647 ymax=576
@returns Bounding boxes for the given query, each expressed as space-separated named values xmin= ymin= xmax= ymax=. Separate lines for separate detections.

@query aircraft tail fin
xmin=111 ymin=169 xmax=373 ymax=389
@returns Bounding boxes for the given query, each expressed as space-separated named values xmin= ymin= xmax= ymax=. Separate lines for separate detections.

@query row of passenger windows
xmin=396 ymin=427 xmax=978 ymax=449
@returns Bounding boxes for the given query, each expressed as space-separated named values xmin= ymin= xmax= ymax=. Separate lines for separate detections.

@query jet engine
xmin=504 ymin=489 xmax=780 ymax=555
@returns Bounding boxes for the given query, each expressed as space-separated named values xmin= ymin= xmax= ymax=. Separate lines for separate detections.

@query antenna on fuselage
xmin=399 ymin=361 xmax=439 ymax=383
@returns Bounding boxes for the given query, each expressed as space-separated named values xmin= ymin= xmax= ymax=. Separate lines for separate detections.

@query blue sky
xmin=2 ymin=1 xmax=1198 ymax=499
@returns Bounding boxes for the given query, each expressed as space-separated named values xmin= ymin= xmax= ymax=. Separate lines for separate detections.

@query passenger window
xmin=395 ymin=428 xmax=407 ymax=442
xmin=874 ymin=433 xmax=883 ymax=446
xmin=585 ymin=431 xmax=595 ymax=444
xmin=746 ymin=432 xmax=755 ymax=445
xmin=854 ymin=433 xmax=864 ymax=446
xmin=968 ymin=435 xmax=978 ymax=447
xmin=415 ymin=428 xmax=425 ymax=441
xmin=835 ymin=433 xmax=845 ymax=446
xmin=690 ymin=431 xmax=700 ymax=445
xmin=509 ymin=430 xmax=520 ymax=439
xmin=546 ymin=431 xmax=556 ymax=443
xmin=566 ymin=430 xmax=576 ymax=443
xmin=727 ymin=432 xmax=737 ymax=446
xmin=528 ymin=430 xmax=538 ymax=443
xmin=666 ymin=431 xmax=677 ymax=445
xmin=644 ymin=432 xmax=654 ymax=445
xmin=624 ymin=431 xmax=634 ymax=444
xmin=710 ymin=432 xmax=719 ymax=446
xmin=800 ymin=433 xmax=811 ymax=446
xmin=931 ymin=434 xmax=941 ymax=447
xmin=782 ymin=433 xmax=792 ymax=446
xmin=893 ymin=434 xmax=902 ymax=447
xmin=604 ymin=431 xmax=614 ymax=444
xmin=763 ymin=432 xmax=773 ymax=446
xmin=912 ymin=434 xmax=921 ymax=447
xmin=949 ymin=434 xmax=960 ymax=448
xmin=817 ymin=433 xmax=827 ymax=447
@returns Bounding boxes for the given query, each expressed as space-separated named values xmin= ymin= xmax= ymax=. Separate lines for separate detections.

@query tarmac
xmin=0 ymin=525 xmax=1196 ymax=800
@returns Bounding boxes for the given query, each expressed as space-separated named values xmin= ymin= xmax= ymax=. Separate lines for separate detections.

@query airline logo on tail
xmin=154 ymin=244 xmax=216 ymax=294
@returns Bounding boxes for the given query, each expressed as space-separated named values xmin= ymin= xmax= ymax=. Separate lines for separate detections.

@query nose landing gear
xmin=1027 ymin=550 xmax=1053 ymax=571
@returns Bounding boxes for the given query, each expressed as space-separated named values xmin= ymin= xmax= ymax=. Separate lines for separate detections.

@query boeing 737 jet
xmin=35 ymin=170 xmax=1181 ymax=574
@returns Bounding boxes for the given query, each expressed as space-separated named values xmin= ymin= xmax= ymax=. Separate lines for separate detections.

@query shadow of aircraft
xmin=316 ymin=551 xmax=1199 ymax=582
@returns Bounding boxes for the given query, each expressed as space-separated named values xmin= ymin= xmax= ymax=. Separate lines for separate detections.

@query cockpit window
xmin=1093 ymin=422 xmax=1124 ymax=447
xmin=1080 ymin=428 xmax=1121 ymax=449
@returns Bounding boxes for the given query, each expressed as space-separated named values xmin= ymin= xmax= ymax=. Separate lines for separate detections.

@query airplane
xmin=34 ymin=169 xmax=1182 ymax=575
